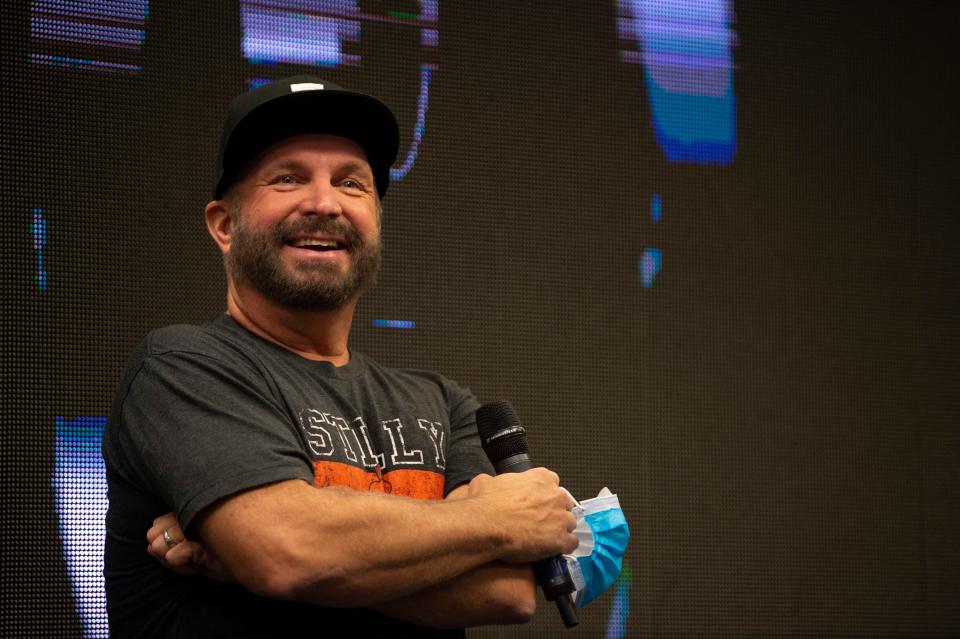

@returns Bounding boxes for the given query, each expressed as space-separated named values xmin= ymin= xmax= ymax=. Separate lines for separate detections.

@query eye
xmin=340 ymin=178 xmax=364 ymax=190
xmin=270 ymin=174 xmax=299 ymax=185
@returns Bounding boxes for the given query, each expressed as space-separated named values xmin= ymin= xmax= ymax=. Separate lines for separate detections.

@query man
xmin=102 ymin=76 xmax=578 ymax=638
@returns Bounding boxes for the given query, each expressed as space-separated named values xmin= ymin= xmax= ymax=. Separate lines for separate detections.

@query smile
xmin=285 ymin=237 xmax=348 ymax=252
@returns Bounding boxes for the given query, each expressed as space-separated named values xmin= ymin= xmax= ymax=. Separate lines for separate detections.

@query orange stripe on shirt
xmin=312 ymin=460 xmax=445 ymax=500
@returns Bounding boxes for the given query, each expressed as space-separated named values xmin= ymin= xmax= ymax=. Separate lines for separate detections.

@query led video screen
xmin=2 ymin=1 xmax=958 ymax=637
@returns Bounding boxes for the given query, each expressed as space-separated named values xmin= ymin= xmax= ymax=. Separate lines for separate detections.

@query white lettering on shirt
xmin=381 ymin=418 xmax=425 ymax=466
xmin=418 ymin=419 xmax=446 ymax=469
xmin=299 ymin=409 xmax=335 ymax=457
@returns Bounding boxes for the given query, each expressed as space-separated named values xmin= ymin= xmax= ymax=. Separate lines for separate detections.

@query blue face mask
xmin=563 ymin=488 xmax=630 ymax=608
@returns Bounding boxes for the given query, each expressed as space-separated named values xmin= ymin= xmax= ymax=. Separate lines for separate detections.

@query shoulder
xmin=140 ymin=318 xmax=241 ymax=358
xmin=113 ymin=317 xmax=276 ymax=404
xmin=128 ymin=315 xmax=266 ymax=368
xmin=137 ymin=323 xmax=212 ymax=357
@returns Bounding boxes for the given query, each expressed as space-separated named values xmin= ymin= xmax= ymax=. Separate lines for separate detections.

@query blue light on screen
xmin=650 ymin=193 xmax=663 ymax=224
xmin=372 ymin=319 xmax=417 ymax=329
xmin=30 ymin=54 xmax=142 ymax=74
xmin=30 ymin=0 xmax=150 ymax=74
xmin=639 ymin=247 xmax=663 ymax=288
xmin=53 ymin=416 xmax=109 ymax=638
xmin=619 ymin=0 xmax=737 ymax=164
xmin=32 ymin=208 xmax=48 ymax=292
xmin=240 ymin=1 xmax=361 ymax=67
xmin=239 ymin=1 xmax=440 ymax=183
xmin=246 ymin=77 xmax=275 ymax=90
xmin=604 ymin=562 xmax=632 ymax=639
xmin=32 ymin=0 xmax=149 ymax=22
xmin=390 ymin=63 xmax=435 ymax=181
xmin=32 ymin=15 xmax=144 ymax=47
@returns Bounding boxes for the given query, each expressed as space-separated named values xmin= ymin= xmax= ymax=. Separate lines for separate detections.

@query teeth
xmin=292 ymin=238 xmax=339 ymax=248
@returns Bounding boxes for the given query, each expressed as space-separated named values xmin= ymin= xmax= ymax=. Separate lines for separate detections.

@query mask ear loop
xmin=559 ymin=489 xmax=587 ymax=604
xmin=559 ymin=486 xmax=588 ymax=602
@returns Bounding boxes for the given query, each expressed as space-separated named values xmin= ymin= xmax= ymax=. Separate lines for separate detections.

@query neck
xmin=225 ymin=280 xmax=356 ymax=366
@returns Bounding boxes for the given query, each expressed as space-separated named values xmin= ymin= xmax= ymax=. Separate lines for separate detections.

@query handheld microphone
xmin=475 ymin=400 xmax=579 ymax=629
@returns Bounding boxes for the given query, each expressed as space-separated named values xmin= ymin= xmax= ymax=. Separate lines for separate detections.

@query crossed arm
xmin=148 ymin=470 xmax=577 ymax=628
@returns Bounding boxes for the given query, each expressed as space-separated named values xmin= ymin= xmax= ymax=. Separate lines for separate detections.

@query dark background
xmin=1 ymin=1 xmax=958 ymax=637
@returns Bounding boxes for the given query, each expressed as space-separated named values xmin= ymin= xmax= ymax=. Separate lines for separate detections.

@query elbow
xmin=480 ymin=582 xmax=536 ymax=626
xmin=498 ymin=591 xmax=536 ymax=625
xmin=474 ymin=563 xmax=538 ymax=626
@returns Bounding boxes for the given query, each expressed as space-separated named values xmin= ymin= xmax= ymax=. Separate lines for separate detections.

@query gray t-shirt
xmin=103 ymin=314 xmax=493 ymax=638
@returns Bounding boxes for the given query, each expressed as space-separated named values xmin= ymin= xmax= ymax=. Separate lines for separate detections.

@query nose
xmin=300 ymin=179 xmax=342 ymax=218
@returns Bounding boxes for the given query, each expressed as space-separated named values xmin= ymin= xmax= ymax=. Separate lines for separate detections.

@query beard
xmin=226 ymin=213 xmax=381 ymax=312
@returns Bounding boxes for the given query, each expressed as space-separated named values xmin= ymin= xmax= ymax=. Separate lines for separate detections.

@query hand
xmin=146 ymin=513 xmax=234 ymax=582
xmin=467 ymin=468 xmax=578 ymax=563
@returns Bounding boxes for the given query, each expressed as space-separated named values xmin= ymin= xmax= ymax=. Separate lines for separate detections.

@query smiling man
xmin=219 ymin=133 xmax=383 ymax=316
xmin=101 ymin=77 xmax=579 ymax=638
xmin=213 ymin=133 xmax=383 ymax=351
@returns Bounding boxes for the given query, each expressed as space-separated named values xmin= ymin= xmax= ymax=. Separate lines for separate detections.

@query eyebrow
xmin=336 ymin=161 xmax=375 ymax=181
xmin=259 ymin=159 xmax=307 ymax=175
xmin=259 ymin=159 xmax=374 ymax=181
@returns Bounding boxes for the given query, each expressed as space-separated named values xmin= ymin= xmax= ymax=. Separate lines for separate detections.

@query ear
xmin=205 ymin=199 xmax=234 ymax=256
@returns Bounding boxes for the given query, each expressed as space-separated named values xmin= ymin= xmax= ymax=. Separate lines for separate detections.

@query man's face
xmin=224 ymin=134 xmax=382 ymax=311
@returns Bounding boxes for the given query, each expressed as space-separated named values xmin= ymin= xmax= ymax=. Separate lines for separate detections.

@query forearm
xmin=198 ymin=480 xmax=510 ymax=607
xmin=195 ymin=470 xmax=577 ymax=610
xmin=370 ymin=484 xmax=537 ymax=628
xmin=372 ymin=561 xmax=536 ymax=629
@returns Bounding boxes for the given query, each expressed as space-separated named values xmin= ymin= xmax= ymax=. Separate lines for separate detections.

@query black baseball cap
xmin=213 ymin=76 xmax=400 ymax=199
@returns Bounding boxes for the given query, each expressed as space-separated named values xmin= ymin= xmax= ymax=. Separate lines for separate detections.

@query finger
xmin=164 ymin=521 xmax=185 ymax=543
xmin=558 ymin=486 xmax=578 ymax=510
xmin=148 ymin=533 xmax=173 ymax=560
xmin=562 ymin=532 xmax=579 ymax=554
xmin=467 ymin=473 xmax=494 ymax=496
xmin=146 ymin=521 xmax=163 ymax=544
xmin=147 ymin=526 xmax=185 ymax=560
xmin=147 ymin=512 xmax=178 ymax=543
xmin=470 ymin=474 xmax=493 ymax=489
xmin=165 ymin=541 xmax=203 ymax=568
xmin=529 ymin=467 xmax=560 ymax=485
xmin=565 ymin=512 xmax=577 ymax=532
xmin=154 ymin=512 xmax=177 ymax=527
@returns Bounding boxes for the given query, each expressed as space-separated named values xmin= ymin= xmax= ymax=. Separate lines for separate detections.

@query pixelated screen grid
xmin=2 ymin=0 xmax=959 ymax=637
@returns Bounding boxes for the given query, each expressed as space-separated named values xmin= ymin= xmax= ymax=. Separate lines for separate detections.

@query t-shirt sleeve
xmin=113 ymin=348 xmax=314 ymax=535
xmin=442 ymin=381 xmax=495 ymax=496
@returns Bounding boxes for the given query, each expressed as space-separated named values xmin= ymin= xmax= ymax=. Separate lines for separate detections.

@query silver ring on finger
xmin=163 ymin=528 xmax=180 ymax=550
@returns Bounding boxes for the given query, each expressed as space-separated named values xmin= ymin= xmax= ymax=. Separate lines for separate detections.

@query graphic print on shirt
xmin=298 ymin=408 xmax=447 ymax=500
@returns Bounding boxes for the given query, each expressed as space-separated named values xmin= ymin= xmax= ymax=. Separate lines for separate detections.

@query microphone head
xmin=476 ymin=400 xmax=529 ymax=465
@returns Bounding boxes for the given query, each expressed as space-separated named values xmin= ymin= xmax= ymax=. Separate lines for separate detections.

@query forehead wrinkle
xmin=254 ymin=156 xmax=373 ymax=181
xmin=247 ymin=134 xmax=374 ymax=178
xmin=257 ymin=157 xmax=308 ymax=175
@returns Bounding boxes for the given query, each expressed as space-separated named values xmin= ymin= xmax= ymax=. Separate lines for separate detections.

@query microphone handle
xmin=492 ymin=454 xmax=579 ymax=628
xmin=496 ymin=453 xmax=534 ymax=474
